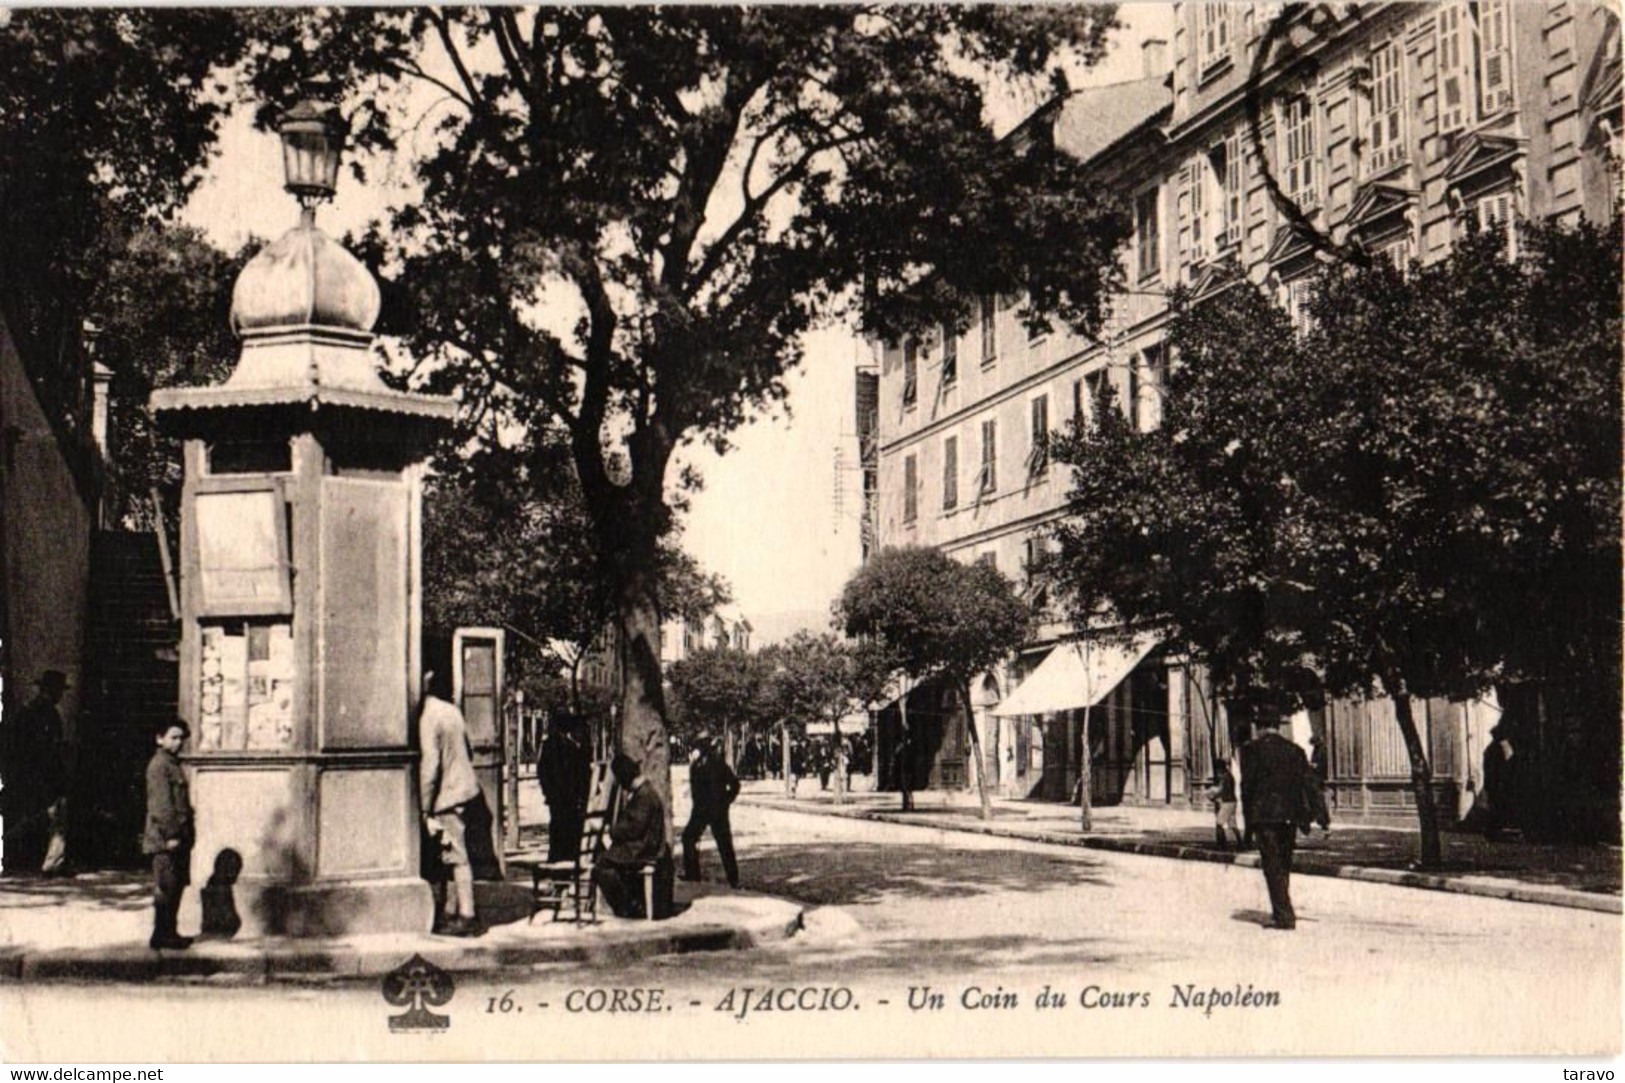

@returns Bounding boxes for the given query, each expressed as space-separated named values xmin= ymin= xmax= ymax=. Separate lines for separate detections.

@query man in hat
xmin=1 ymin=670 xmax=71 ymax=873
xmin=1240 ymin=711 xmax=1329 ymax=930
xmin=595 ymin=753 xmax=669 ymax=918
xmin=680 ymin=735 xmax=741 ymax=888
xmin=538 ymin=712 xmax=592 ymax=862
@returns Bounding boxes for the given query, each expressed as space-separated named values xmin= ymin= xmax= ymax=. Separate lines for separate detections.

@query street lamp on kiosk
xmin=277 ymin=88 xmax=348 ymax=220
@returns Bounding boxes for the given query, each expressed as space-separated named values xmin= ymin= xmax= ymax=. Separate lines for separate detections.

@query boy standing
xmin=144 ymin=721 xmax=194 ymax=950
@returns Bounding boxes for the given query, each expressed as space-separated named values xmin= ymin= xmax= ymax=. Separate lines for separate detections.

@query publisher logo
xmin=383 ymin=953 xmax=456 ymax=1032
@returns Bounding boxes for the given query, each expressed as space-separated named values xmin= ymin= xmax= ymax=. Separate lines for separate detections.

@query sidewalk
xmin=737 ymin=779 xmax=1622 ymax=914
xmin=0 ymin=868 xmax=802 ymax=984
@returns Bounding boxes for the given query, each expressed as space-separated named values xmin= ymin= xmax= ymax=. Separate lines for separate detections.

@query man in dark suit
xmin=1240 ymin=715 xmax=1329 ymax=930
xmin=595 ymin=753 xmax=670 ymax=918
xmin=539 ymin=713 xmax=592 ymax=861
xmin=681 ymin=736 xmax=741 ymax=887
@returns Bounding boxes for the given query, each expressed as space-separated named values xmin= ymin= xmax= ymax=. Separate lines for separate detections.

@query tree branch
xmin=488 ymin=8 xmax=533 ymax=104
xmin=686 ymin=129 xmax=862 ymax=301
xmin=425 ymin=8 xmax=487 ymax=117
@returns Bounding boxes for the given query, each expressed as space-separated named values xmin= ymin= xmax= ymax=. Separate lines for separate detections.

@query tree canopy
xmin=839 ymin=544 xmax=1029 ymax=817
xmin=237 ymin=7 xmax=1132 ymax=830
xmin=1 ymin=9 xmax=246 ymax=359
xmin=422 ymin=437 xmax=731 ymax=703
xmin=667 ymin=645 xmax=772 ymax=743
xmin=88 ymin=227 xmax=250 ymax=528
xmin=1051 ymin=215 xmax=1623 ymax=854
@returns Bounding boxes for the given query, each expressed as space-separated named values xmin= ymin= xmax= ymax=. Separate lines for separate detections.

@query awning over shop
xmin=991 ymin=634 xmax=1158 ymax=717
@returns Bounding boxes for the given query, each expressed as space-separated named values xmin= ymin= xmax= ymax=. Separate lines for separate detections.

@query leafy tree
xmin=667 ymin=645 xmax=773 ymax=762
xmin=839 ymin=545 xmax=1029 ymax=818
xmin=1 ymin=9 xmax=248 ymax=388
xmin=422 ymin=438 xmax=731 ymax=710
xmin=1051 ymin=217 xmax=1622 ymax=862
xmin=238 ymin=6 xmax=1131 ymax=828
xmin=87 ymin=226 xmax=251 ymax=528
xmin=769 ymin=630 xmax=884 ymax=803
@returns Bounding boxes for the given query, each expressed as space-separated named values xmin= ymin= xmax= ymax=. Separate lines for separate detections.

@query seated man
xmin=594 ymin=753 xmax=670 ymax=919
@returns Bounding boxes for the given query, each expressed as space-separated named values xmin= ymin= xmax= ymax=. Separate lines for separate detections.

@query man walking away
xmin=539 ymin=712 xmax=592 ymax=862
xmin=681 ymin=736 xmax=741 ymax=887
xmin=1240 ymin=712 xmax=1329 ymax=930
xmin=419 ymin=669 xmax=485 ymax=937
xmin=144 ymin=721 xmax=194 ymax=950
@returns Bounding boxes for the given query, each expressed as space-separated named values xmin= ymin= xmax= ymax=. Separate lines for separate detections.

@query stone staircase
xmin=79 ymin=530 xmax=178 ymax=867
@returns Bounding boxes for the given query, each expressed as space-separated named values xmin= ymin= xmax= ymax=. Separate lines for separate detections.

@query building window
xmin=1197 ymin=4 xmax=1231 ymax=74
xmin=976 ymin=551 xmax=997 ymax=571
xmin=1475 ymin=190 xmax=1518 ymax=259
xmin=1071 ymin=378 xmax=1085 ymax=430
xmin=1367 ymin=39 xmax=1406 ymax=174
xmin=1219 ymin=134 xmax=1244 ymax=248
xmin=1135 ymin=188 xmax=1161 ymax=281
xmin=1138 ymin=344 xmax=1169 ymax=432
xmin=1280 ymin=95 xmax=1318 ymax=208
xmin=902 ymin=340 xmax=918 ymax=409
xmin=903 ymin=453 xmax=918 ymax=525
xmin=1372 ymin=233 xmax=1412 ymax=271
xmin=942 ymin=435 xmax=958 ymax=511
xmin=1181 ymin=155 xmax=1212 ymax=266
xmin=1083 ymin=369 xmax=1110 ymax=432
xmin=978 ymin=418 xmax=997 ymax=496
xmin=1283 ymin=276 xmax=1316 ymax=335
xmin=979 ymin=296 xmax=997 ymax=367
xmin=941 ymin=323 xmax=958 ymax=388
xmin=1477 ymin=0 xmax=1513 ymax=117
xmin=1127 ymin=359 xmax=1141 ymax=432
xmin=1437 ymin=3 xmax=1471 ymax=133
xmin=1028 ymin=395 xmax=1049 ymax=478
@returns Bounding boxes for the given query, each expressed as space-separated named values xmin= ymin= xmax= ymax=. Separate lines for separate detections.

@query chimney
xmin=1141 ymin=37 xmax=1169 ymax=79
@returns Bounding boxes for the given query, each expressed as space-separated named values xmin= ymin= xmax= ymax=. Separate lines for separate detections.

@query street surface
xmin=3 ymin=801 xmax=1618 ymax=1060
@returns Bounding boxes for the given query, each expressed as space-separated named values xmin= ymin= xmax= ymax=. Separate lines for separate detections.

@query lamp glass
xmin=280 ymin=126 xmax=339 ymax=199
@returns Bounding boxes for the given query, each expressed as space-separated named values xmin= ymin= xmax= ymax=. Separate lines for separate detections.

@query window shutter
xmin=903 ymin=454 xmax=918 ymax=524
xmin=980 ymin=419 xmax=997 ymax=494
xmin=1028 ymin=396 xmax=1049 ymax=475
xmin=1437 ymin=4 xmax=1469 ymax=132
xmin=943 ymin=436 xmax=958 ymax=510
xmin=1224 ymin=133 xmax=1245 ymax=245
xmin=1479 ymin=2 xmax=1512 ymax=115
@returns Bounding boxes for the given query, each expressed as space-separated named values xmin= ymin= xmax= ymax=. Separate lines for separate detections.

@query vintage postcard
xmin=1 ymin=0 xmax=1620 ymax=1066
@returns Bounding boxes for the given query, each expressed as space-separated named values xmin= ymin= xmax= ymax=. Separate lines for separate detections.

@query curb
xmin=2 ymin=898 xmax=805 ymax=984
xmin=741 ymin=797 xmax=1623 ymax=916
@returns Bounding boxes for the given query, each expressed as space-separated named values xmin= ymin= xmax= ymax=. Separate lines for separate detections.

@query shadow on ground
xmin=731 ymin=839 xmax=1110 ymax=908
xmin=0 ymin=870 xmax=149 ymax=912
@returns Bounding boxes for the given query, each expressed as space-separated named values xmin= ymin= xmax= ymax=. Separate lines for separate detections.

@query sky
xmin=181 ymin=5 xmax=1175 ymax=640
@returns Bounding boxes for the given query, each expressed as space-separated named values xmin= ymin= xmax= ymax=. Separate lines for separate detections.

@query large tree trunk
xmin=1390 ymin=686 xmax=1443 ymax=869
xmin=958 ymin=684 xmax=992 ymax=820
xmin=1079 ymin=705 xmax=1094 ymax=832
xmin=615 ymin=562 xmax=673 ymax=847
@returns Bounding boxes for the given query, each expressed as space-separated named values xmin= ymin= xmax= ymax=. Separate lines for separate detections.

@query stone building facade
xmin=866 ymin=2 xmax=1621 ymax=820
